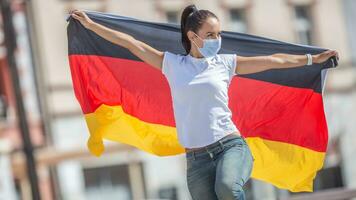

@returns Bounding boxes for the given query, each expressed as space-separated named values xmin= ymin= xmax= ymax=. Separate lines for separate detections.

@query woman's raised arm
xmin=70 ymin=10 xmax=164 ymax=70
xmin=235 ymin=50 xmax=339 ymax=75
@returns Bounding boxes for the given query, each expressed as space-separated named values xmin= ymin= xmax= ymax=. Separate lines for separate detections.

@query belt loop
xmin=218 ymin=140 xmax=224 ymax=151
xmin=205 ymin=147 xmax=214 ymax=159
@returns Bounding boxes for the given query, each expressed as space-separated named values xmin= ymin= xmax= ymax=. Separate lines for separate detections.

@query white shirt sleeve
xmin=161 ymin=51 xmax=177 ymax=78
xmin=221 ymin=54 xmax=238 ymax=81
xmin=230 ymin=54 xmax=238 ymax=77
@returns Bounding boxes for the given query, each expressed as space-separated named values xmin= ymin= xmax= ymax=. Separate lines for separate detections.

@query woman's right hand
xmin=70 ymin=10 xmax=94 ymax=29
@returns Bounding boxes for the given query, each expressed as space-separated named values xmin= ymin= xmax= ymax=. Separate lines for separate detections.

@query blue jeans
xmin=185 ymin=133 xmax=254 ymax=200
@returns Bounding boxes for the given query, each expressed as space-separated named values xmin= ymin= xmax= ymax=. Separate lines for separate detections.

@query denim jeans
xmin=185 ymin=133 xmax=254 ymax=200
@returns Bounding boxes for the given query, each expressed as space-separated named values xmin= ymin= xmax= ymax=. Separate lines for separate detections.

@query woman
xmin=70 ymin=4 xmax=338 ymax=200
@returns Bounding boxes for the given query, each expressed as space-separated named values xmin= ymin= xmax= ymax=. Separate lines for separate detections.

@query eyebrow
xmin=206 ymin=31 xmax=222 ymax=34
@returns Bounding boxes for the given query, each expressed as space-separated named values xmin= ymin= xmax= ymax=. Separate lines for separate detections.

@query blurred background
xmin=0 ymin=0 xmax=355 ymax=200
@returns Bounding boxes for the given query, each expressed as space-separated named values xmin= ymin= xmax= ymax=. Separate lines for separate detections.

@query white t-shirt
xmin=161 ymin=51 xmax=241 ymax=148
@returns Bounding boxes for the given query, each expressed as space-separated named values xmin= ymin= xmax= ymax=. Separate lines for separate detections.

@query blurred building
xmin=0 ymin=0 xmax=355 ymax=200
xmin=0 ymin=1 xmax=50 ymax=199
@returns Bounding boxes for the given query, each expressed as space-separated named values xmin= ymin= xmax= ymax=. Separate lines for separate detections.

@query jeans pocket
xmin=223 ymin=138 xmax=244 ymax=150
xmin=185 ymin=154 xmax=193 ymax=170
xmin=186 ymin=159 xmax=200 ymax=180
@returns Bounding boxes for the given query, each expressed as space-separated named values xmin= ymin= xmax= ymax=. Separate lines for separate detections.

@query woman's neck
xmin=189 ymin=50 xmax=204 ymax=58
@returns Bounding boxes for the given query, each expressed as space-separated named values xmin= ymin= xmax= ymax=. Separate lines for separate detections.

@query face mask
xmin=191 ymin=32 xmax=221 ymax=58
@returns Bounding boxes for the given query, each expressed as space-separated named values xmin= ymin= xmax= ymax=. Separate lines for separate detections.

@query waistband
xmin=185 ymin=133 xmax=243 ymax=154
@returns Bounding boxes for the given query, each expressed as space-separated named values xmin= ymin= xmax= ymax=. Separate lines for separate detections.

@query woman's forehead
xmin=199 ymin=17 xmax=221 ymax=34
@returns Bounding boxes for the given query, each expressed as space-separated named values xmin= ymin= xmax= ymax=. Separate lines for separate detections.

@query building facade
xmin=2 ymin=0 xmax=355 ymax=199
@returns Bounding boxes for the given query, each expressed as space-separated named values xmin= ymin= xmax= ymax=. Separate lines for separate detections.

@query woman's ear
xmin=188 ymin=30 xmax=202 ymax=48
xmin=187 ymin=30 xmax=195 ymax=41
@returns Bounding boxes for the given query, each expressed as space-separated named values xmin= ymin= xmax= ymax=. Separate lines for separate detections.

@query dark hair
xmin=180 ymin=4 xmax=219 ymax=54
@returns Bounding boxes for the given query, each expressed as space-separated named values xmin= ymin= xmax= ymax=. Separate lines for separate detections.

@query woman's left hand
xmin=313 ymin=50 xmax=339 ymax=64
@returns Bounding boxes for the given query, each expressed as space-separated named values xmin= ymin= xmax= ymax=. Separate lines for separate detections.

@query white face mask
xmin=191 ymin=32 xmax=221 ymax=58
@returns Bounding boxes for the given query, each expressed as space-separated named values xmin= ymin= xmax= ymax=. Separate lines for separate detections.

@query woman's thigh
xmin=214 ymin=137 xmax=254 ymax=199
xmin=186 ymin=153 xmax=219 ymax=200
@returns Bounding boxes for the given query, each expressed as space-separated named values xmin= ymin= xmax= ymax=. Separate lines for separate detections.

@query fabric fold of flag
xmin=66 ymin=10 xmax=337 ymax=192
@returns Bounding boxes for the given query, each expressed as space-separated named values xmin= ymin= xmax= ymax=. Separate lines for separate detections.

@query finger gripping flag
xmin=66 ymin=10 xmax=337 ymax=192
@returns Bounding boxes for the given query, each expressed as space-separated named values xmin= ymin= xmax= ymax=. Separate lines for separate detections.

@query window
xmin=343 ymin=0 xmax=356 ymax=65
xmin=14 ymin=178 xmax=21 ymax=200
xmin=83 ymin=164 xmax=133 ymax=200
xmin=0 ymin=63 xmax=7 ymax=121
xmin=0 ymin=14 xmax=7 ymax=121
xmin=228 ymin=8 xmax=248 ymax=33
xmin=166 ymin=11 xmax=179 ymax=23
xmin=0 ymin=94 xmax=7 ymax=120
xmin=158 ymin=185 xmax=178 ymax=200
xmin=313 ymin=166 xmax=344 ymax=190
xmin=294 ymin=5 xmax=313 ymax=45
xmin=313 ymin=137 xmax=344 ymax=190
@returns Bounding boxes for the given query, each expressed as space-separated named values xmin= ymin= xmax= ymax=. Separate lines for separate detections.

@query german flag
xmin=66 ymin=11 xmax=337 ymax=192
